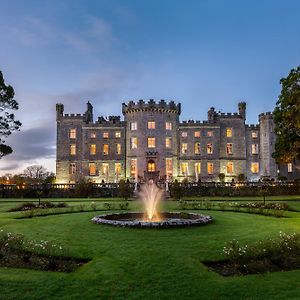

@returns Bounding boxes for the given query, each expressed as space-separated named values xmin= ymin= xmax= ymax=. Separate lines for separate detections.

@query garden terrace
xmin=1 ymin=196 xmax=300 ymax=299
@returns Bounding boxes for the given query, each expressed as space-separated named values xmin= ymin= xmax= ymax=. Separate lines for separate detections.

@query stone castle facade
xmin=56 ymin=100 xmax=298 ymax=183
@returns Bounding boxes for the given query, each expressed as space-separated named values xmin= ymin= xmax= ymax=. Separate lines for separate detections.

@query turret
xmin=207 ymin=107 xmax=217 ymax=123
xmin=238 ymin=102 xmax=246 ymax=120
xmin=259 ymin=112 xmax=277 ymax=178
xmin=56 ymin=103 xmax=64 ymax=120
xmin=84 ymin=101 xmax=93 ymax=123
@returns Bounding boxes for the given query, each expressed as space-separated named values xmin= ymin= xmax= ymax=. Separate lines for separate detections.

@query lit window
xmin=131 ymin=137 xmax=138 ymax=149
xmin=69 ymin=129 xmax=76 ymax=139
xmin=147 ymin=160 xmax=156 ymax=172
xmin=194 ymin=131 xmax=200 ymax=138
xmin=181 ymin=143 xmax=188 ymax=154
xmin=251 ymin=162 xmax=259 ymax=173
xmin=69 ymin=163 xmax=76 ymax=175
xmin=89 ymin=163 xmax=96 ymax=176
xmin=90 ymin=144 xmax=96 ymax=155
xmin=181 ymin=132 xmax=188 ymax=137
xmin=166 ymin=137 xmax=172 ymax=148
xmin=70 ymin=144 xmax=76 ymax=155
xmin=207 ymin=143 xmax=213 ymax=154
xmin=195 ymin=162 xmax=201 ymax=174
xmin=207 ymin=131 xmax=213 ymax=137
xmin=181 ymin=162 xmax=188 ymax=175
xmin=166 ymin=122 xmax=172 ymax=130
xmin=131 ymin=122 xmax=137 ymax=130
xmin=115 ymin=163 xmax=121 ymax=175
xmin=194 ymin=142 xmax=201 ymax=154
xmin=115 ymin=132 xmax=121 ymax=138
xmin=148 ymin=121 xmax=155 ymax=129
xmin=148 ymin=137 xmax=156 ymax=148
xmin=207 ymin=162 xmax=214 ymax=174
xmin=226 ymin=128 xmax=232 ymax=137
xmin=226 ymin=143 xmax=233 ymax=155
xmin=166 ymin=158 xmax=173 ymax=177
xmin=103 ymin=144 xmax=109 ymax=155
xmin=252 ymin=131 xmax=258 ymax=138
xmin=227 ymin=162 xmax=233 ymax=174
xmin=116 ymin=143 xmax=121 ymax=155
xmin=130 ymin=159 xmax=137 ymax=177
xmin=102 ymin=163 xmax=109 ymax=175
xmin=287 ymin=163 xmax=293 ymax=173
xmin=252 ymin=144 xmax=258 ymax=154
xmin=90 ymin=132 xmax=96 ymax=138
xmin=103 ymin=132 xmax=109 ymax=138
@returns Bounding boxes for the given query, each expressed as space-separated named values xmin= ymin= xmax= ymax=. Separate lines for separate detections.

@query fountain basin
xmin=91 ymin=212 xmax=213 ymax=228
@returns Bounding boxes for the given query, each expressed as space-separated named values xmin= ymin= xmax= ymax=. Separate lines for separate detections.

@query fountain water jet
xmin=139 ymin=180 xmax=164 ymax=221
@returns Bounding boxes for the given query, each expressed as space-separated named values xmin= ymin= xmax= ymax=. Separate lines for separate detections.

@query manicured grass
xmin=0 ymin=197 xmax=300 ymax=299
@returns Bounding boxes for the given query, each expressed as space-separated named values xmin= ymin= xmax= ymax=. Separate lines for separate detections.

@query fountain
xmin=92 ymin=180 xmax=212 ymax=228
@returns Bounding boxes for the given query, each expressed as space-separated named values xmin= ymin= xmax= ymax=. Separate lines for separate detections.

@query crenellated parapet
xmin=259 ymin=112 xmax=273 ymax=121
xmin=122 ymin=99 xmax=181 ymax=115
xmin=217 ymin=112 xmax=243 ymax=119
xmin=62 ymin=113 xmax=84 ymax=119
xmin=180 ymin=120 xmax=212 ymax=126
xmin=97 ymin=115 xmax=123 ymax=125
xmin=246 ymin=124 xmax=260 ymax=129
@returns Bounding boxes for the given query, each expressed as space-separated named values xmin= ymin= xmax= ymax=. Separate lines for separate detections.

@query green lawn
xmin=1 ymin=197 xmax=300 ymax=299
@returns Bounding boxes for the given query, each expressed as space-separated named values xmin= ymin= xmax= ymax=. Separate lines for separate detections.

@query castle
xmin=56 ymin=100 xmax=297 ymax=183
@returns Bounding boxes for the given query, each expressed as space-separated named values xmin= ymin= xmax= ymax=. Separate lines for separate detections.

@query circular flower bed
xmin=91 ymin=212 xmax=213 ymax=228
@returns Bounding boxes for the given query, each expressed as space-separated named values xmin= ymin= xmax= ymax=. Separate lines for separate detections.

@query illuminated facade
xmin=56 ymin=100 xmax=298 ymax=183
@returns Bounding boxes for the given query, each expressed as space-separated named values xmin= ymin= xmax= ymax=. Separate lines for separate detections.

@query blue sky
xmin=1 ymin=0 xmax=300 ymax=174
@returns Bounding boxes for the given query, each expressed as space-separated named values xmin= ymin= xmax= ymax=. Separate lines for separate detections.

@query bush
xmin=9 ymin=201 xmax=68 ymax=212
xmin=222 ymin=232 xmax=300 ymax=266
xmin=90 ymin=202 xmax=97 ymax=211
xmin=119 ymin=202 xmax=129 ymax=210
xmin=118 ymin=179 xmax=132 ymax=200
xmin=170 ymin=180 xmax=182 ymax=200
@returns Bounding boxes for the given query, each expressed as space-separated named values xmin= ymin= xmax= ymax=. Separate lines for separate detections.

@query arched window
xmin=147 ymin=160 xmax=156 ymax=172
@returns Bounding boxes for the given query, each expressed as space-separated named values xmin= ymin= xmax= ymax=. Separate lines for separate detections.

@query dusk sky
xmin=1 ymin=0 xmax=300 ymax=175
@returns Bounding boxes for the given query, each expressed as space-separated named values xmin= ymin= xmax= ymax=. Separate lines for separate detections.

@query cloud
xmin=0 ymin=125 xmax=55 ymax=174
xmin=8 ymin=15 xmax=115 ymax=54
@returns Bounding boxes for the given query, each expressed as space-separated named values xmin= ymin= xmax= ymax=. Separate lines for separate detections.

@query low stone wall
xmin=91 ymin=212 xmax=213 ymax=228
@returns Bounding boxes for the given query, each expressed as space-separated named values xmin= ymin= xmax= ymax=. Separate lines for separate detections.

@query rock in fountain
xmin=92 ymin=181 xmax=213 ymax=228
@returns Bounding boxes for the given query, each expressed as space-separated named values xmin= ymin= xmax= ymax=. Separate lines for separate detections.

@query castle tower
xmin=238 ymin=102 xmax=246 ymax=120
xmin=122 ymin=99 xmax=181 ymax=181
xmin=259 ymin=112 xmax=277 ymax=178
xmin=84 ymin=101 xmax=93 ymax=123
xmin=56 ymin=103 xmax=64 ymax=120
xmin=207 ymin=107 xmax=217 ymax=123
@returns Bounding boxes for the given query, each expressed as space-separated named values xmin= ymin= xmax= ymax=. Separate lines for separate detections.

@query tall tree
xmin=273 ymin=66 xmax=300 ymax=163
xmin=23 ymin=165 xmax=54 ymax=183
xmin=0 ymin=71 xmax=21 ymax=158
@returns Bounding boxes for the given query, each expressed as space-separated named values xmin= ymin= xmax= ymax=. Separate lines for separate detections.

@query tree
xmin=22 ymin=165 xmax=54 ymax=183
xmin=218 ymin=173 xmax=225 ymax=182
xmin=237 ymin=173 xmax=246 ymax=182
xmin=118 ymin=179 xmax=132 ymax=201
xmin=273 ymin=66 xmax=300 ymax=163
xmin=0 ymin=71 xmax=21 ymax=158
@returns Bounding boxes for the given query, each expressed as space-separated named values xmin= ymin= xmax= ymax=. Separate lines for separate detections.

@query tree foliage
xmin=273 ymin=66 xmax=300 ymax=163
xmin=22 ymin=165 xmax=55 ymax=183
xmin=0 ymin=71 xmax=21 ymax=158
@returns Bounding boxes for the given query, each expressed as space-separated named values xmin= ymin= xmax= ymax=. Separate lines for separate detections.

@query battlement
xmin=217 ymin=112 xmax=243 ymax=119
xmin=246 ymin=124 xmax=260 ymax=129
xmin=62 ymin=113 xmax=84 ymax=120
xmin=122 ymin=99 xmax=181 ymax=115
xmin=180 ymin=120 xmax=213 ymax=126
xmin=97 ymin=115 xmax=123 ymax=125
xmin=259 ymin=112 xmax=273 ymax=120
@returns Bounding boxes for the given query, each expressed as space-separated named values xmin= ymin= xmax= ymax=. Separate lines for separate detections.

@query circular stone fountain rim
xmin=91 ymin=212 xmax=213 ymax=228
